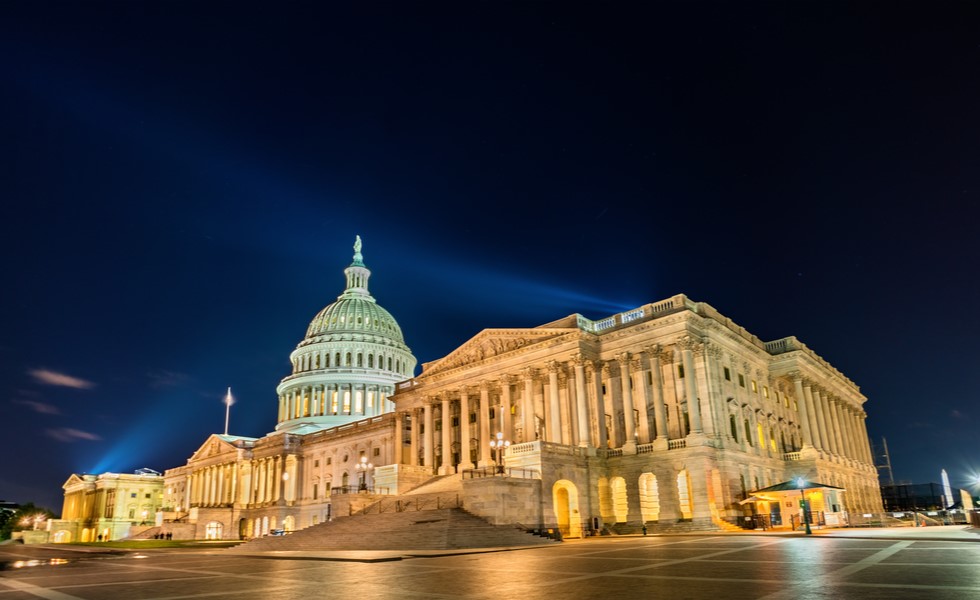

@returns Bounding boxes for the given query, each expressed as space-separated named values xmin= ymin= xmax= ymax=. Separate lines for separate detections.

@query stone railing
xmin=668 ymin=439 xmax=687 ymax=450
xmin=507 ymin=441 xmax=540 ymax=456
xmin=782 ymin=452 xmax=802 ymax=461
xmin=637 ymin=443 xmax=655 ymax=454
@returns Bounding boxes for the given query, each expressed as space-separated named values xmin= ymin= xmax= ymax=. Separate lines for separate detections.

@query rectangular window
xmin=313 ymin=484 xmax=318 ymax=499
xmin=314 ymin=459 xmax=319 ymax=468
xmin=724 ymin=367 xmax=731 ymax=381
xmin=326 ymin=457 xmax=332 ymax=465
xmin=763 ymin=386 xmax=769 ymax=398
xmin=678 ymin=365 xmax=685 ymax=378
xmin=373 ymin=447 xmax=380 ymax=456
xmin=490 ymin=408 xmax=496 ymax=419
xmin=469 ymin=413 xmax=477 ymax=423
xmin=738 ymin=374 xmax=745 ymax=387
xmin=751 ymin=380 xmax=758 ymax=393
xmin=451 ymin=416 xmax=460 ymax=426
xmin=131 ymin=493 xmax=137 ymax=498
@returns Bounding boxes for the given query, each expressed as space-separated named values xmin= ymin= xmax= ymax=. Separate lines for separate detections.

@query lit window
xmin=751 ymin=380 xmax=758 ymax=393
xmin=763 ymin=386 xmax=769 ymax=398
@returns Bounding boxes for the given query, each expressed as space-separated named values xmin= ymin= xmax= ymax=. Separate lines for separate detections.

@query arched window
xmin=368 ymin=355 xmax=374 ymax=368
xmin=345 ymin=352 xmax=352 ymax=366
xmin=357 ymin=353 xmax=363 ymax=367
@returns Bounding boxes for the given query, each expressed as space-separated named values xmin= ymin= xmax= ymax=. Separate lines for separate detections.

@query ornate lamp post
xmin=356 ymin=456 xmax=373 ymax=491
xmin=797 ymin=477 xmax=812 ymax=535
xmin=489 ymin=432 xmax=510 ymax=474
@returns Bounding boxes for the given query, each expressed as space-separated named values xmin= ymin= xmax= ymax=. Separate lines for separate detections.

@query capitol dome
xmin=274 ymin=236 xmax=416 ymax=434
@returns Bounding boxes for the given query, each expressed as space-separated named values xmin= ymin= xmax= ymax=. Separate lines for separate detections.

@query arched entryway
xmin=205 ymin=521 xmax=223 ymax=540
xmin=611 ymin=477 xmax=628 ymax=523
xmin=638 ymin=473 xmax=660 ymax=523
xmin=552 ymin=480 xmax=583 ymax=538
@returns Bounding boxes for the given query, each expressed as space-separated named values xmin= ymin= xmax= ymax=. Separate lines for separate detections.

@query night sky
xmin=2 ymin=2 xmax=979 ymax=511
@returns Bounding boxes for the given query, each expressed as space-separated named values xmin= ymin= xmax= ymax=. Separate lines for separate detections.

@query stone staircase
xmin=608 ymin=519 xmax=722 ymax=535
xmin=228 ymin=508 xmax=558 ymax=552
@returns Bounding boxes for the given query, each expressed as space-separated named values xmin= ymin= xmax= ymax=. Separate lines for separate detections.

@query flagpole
xmin=224 ymin=387 xmax=233 ymax=435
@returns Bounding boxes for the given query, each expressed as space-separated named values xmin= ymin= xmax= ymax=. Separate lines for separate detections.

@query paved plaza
xmin=2 ymin=528 xmax=979 ymax=600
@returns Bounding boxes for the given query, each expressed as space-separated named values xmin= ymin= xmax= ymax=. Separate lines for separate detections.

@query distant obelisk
xmin=224 ymin=387 xmax=234 ymax=435
xmin=941 ymin=469 xmax=954 ymax=509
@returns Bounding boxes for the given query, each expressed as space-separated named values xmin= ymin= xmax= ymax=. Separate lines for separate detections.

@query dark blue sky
xmin=2 ymin=2 xmax=978 ymax=511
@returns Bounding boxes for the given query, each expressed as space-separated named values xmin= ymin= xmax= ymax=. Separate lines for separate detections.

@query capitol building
xmin=57 ymin=238 xmax=884 ymax=541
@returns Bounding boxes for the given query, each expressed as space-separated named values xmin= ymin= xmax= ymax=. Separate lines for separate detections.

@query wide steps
xmin=229 ymin=508 xmax=557 ymax=552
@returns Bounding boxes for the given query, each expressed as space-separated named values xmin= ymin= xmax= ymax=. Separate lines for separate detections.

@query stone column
xmin=479 ymin=382 xmax=492 ymax=465
xmin=605 ymin=363 xmax=623 ymax=446
xmin=500 ymin=377 xmax=514 ymax=442
xmin=393 ymin=411 xmax=404 ymax=465
xmin=679 ymin=338 xmax=703 ymax=436
xmin=588 ymin=360 xmax=607 ymax=448
xmin=521 ymin=368 xmax=536 ymax=442
xmin=636 ymin=356 xmax=652 ymax=444
xmin=230 ymin=464 xmax=238 ymax=506
xmin=573 ymin=355 xmax=590 ymax=447
xmin=423 ymin=400 xmax=434 ymax=469
xmin=460 ymin=387 xmax=472 ymax=467
xmin=838 ymin=402 xmax=852 ymax=460
xmin=791 ymin=374 xmax=815 ymax=449
xmin=858 ymin=412 xmax=874 ymax=465
xmin=410 ymin=408 xmax=420 ymax=466
xmin=815 ymin=389 xmax=839 ymax=456
xmin=805 ymin=383 xmax=829 ymax=453
xmin=440 ymin=395 xmax=452 ymax=474
xmin=546 ymin=362 xmax=562 ymax=443
xmin=647 ymin=347 xmax=669 ymax=449
xmin=616 ymin=353 xmax=637 ymax=447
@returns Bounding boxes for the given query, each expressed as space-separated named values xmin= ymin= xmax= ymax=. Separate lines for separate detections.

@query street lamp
xmin=796 ymin=477 xmax=812 ymax=535
xmin=356 ymin=456 xmax=373 ymax=491
xmin=490 ymin=432 xmax=510 ymax=474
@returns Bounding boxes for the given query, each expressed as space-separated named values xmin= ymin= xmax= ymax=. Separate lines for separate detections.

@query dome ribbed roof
xmin=305 ymin=297 xmax=405 ymax=341
xmin=302 ymin=235 xmax=407 ymax=345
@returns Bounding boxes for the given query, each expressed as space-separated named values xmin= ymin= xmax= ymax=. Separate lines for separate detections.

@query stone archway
xmin=552 ymin=480 xmax=583 ymax=538
xmin=610 ymin=476 xmax=628 ymax=523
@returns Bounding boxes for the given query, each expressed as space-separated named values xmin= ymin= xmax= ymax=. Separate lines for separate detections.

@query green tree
xmin=0 ymin=503 xmax=57 ymax=540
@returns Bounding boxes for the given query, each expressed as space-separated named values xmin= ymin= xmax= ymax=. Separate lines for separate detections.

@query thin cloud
xmin=29 ymin=369 xmax=95 ymax=389
xmin=146 ymin=369 xmax=190 ymax=389
xmin=13 ymin=399 xmax=61 ymax=415
xmin=46 ymin=428 xmax=102 ymax=442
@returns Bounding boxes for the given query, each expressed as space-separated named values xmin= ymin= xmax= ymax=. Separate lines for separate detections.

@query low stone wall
xmin=464 ymin=477 xmax=542 ymax=527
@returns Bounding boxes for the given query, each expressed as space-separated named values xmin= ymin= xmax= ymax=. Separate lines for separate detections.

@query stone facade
xmin=51 ymin=471 xmax=164 ymax=542
xmin=90 ymin=240 xmax=880 ymax=540
xmin=390 ymin=294 xmax=883 ymax=534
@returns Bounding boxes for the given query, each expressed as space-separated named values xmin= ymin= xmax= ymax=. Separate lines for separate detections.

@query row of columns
xmin=792 ymin=374 xmax=873 ymax=465
xmin=395 ymin=346 xmax=711 ymax=472
xmin=278 ymin=383 xmax=390 ymax=422
xmin=187 ymin=456 xmax=300 ymax=508
xmin=187 ymin=463 xmax=238 ymax=508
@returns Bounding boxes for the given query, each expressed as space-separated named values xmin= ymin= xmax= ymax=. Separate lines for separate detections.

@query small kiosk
xmin=745 ymin=478 xmax=846 ymax=532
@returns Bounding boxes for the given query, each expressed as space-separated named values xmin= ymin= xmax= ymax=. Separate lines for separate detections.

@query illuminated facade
xmin=131 ymin=239 xmax=881 ymax=540
xmin=51 ymin=471 xmax=164 ymax=542
xmin=389 ymin=294 xmax=883 ymax=534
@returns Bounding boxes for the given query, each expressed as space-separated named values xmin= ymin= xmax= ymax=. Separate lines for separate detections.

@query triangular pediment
xmin=62 ymin=473 xmax=87 ymax=488
xmin=188 ymin=433 xmax=255 ymax=463
xmin=421 ymin=327 xmax=575 ymax=375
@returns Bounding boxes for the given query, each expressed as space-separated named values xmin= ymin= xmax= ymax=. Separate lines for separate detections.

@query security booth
xmin=745 ymin=479 xmax=846 ymax=531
